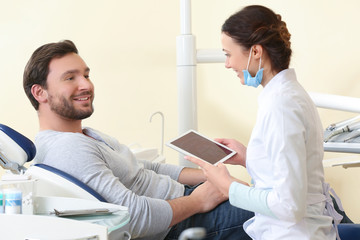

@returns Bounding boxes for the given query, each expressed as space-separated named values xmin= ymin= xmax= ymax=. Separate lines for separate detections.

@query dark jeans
xmin=331 ymin=195 xmax=353 ymax=224
xmin=165 ymin=185 xmax=254 ymax=240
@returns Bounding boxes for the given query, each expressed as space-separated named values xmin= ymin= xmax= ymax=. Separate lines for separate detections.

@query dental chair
xmin=27 ymin=163 xmax=107 ymax=201
xmin=0 ymin=124 xmax=130 ymax=240
xmin=0 ymin=124 xmax=36 ymax=174
xmin=339 ymin=224 xmax=360 ymax=239
xmin=0 ymin=123 xmax=108 ymax=201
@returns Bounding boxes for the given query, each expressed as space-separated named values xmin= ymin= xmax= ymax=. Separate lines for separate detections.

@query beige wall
xmin=1 ymin=0 xmax=359 ymax=222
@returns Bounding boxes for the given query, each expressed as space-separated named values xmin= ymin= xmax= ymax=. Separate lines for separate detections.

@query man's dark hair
xmin=23 ymin=40 xmax=78 ymax=110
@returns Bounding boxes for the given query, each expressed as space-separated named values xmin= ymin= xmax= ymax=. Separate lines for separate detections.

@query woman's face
xmin=221 ymin=33 xmax=251 ymax=84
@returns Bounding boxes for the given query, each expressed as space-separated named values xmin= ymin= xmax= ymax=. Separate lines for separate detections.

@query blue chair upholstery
xmin=0 ymin=124 xmax=36 ymax=162
xmin=34 ymin=163 xmax=107 ymax=202
xmin=0 ymin=124 xmax=36 ymax=173
xmin=338 ymin=223 xmax=360 ymax=240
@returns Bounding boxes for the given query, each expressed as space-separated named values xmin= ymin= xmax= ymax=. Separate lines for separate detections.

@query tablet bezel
xmin=166 ymin=130 xmax=236 ymax=165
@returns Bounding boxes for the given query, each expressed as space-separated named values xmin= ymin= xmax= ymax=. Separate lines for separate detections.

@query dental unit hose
xmin=343 ymin=129 xmax=360 ymax=142
xmin=324 ymin=121 xmax=360 ymax=142
xmin=326 ymin=114 xmax=360 ymax=131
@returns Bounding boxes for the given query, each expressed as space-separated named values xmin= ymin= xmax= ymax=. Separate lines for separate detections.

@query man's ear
xmin=31 ymin=84 xmax=48 ymax=104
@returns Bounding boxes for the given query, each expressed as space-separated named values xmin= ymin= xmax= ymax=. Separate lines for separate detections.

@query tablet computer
xmin=166 ymin=130 xmax=236 ymax=165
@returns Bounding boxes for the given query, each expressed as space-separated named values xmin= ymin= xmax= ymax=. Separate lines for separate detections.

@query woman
xmin=187 ymin=5 xmax=343 ymax=240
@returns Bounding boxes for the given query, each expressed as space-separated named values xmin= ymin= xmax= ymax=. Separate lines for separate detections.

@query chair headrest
xmin=0 ymin=124 xmax=36 ymax=173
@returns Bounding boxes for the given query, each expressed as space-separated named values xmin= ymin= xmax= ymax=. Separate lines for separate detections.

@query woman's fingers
xmin=185 ymin=156 xmax=211 ymax=170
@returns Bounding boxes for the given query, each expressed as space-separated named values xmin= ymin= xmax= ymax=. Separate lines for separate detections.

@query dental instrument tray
xmin=51 ymin=208 xmax=119 ymax=217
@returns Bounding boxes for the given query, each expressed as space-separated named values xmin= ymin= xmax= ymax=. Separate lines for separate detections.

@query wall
xmin=1 ymin=0 xmax=359 ymax=222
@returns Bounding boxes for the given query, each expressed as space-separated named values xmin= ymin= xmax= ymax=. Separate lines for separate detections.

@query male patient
xmin=23 ymin=40 xmax=253 ymax=240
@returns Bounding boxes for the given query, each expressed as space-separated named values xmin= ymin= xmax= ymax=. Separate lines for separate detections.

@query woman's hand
xmin=185 ymin=156 xmax=233 ymax=197
xmin=215 ymin=138 xmax=247 ymax=167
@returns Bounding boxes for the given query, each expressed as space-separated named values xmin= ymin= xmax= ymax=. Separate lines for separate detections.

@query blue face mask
xmin=242 ymin=47 xmax=264 ymax=88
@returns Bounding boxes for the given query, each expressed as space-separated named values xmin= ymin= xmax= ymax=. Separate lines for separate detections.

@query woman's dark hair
xmin=222 ymin=5 xmax=292 ymax=72
xmin=23 ymin=40 xmax=78 ymax=110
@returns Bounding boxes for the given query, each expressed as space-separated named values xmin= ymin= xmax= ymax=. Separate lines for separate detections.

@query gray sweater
xmin=34 ymin=128 xmax=185 ymax=239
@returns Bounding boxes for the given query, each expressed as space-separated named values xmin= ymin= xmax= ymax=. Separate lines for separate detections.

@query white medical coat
xmin=242 ymin=69 xmax=336 ymax=239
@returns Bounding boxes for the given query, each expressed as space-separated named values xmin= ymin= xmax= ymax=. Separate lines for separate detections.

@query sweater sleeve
xmin=35 ymin=132 xmax=174 ymax=239
xmin=139 ymin=159 xmax=185 ymax=181
xmin=229 ymin=182 xmax=275 ymax=218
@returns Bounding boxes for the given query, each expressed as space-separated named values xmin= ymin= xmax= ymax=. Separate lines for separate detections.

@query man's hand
xmin=190 ymin=181 xmax=227 ymax=213
xmin=167 ymin=180 xmax=227 ymax=227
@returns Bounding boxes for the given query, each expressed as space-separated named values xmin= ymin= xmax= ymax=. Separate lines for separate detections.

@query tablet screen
xmin=167 ymin=130 xmax=236 ymax=165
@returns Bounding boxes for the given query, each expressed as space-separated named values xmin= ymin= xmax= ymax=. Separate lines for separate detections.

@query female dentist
xmin=186 ymin=5 xmax=343 ymax=240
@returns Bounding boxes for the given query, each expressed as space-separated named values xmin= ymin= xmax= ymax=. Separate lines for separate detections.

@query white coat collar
xmin=258 ymin=68 xmax=297 ymax=104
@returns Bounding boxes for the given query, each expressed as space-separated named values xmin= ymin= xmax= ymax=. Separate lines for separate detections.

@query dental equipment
xmin=326 ymin=114 xmax=360 ymax=131
xmin=324 ymin=121 xmax=360 ymax=142
xmin=0 ymin=123 xmax=131 ymax=239
xmin=343 ymin=129 xmax=360 ymax=142
xmin=0 ymin=124 xmax=36 ymax=174
xmin=149 ymin=111 xmax=165 ymax=155
xmin=178 ymin=227 xmax=206 ymax=240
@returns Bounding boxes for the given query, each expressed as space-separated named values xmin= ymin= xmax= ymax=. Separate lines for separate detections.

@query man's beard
xmin=48 ymin=94 xmax=94 ymax=120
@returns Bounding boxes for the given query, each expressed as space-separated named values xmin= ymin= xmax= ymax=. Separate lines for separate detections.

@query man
xmin=23 ymin=40 xmax=254 ymax=239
